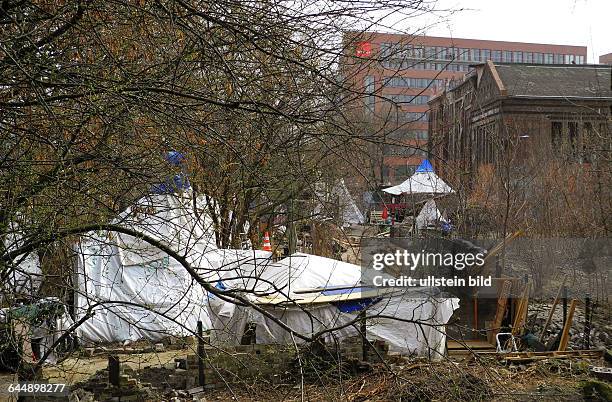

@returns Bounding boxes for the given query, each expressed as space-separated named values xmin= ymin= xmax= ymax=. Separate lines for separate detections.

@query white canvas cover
xmin=415 ymin=199 xmax=446 ymax=230
xmin=314 ymin=179 xmax=365 ymax=226
xmin=75 ymin=191 xmax=217 ymax=343
xmin=383 ymin=160 xmax=454 ymax=196
xmin=208 ymin=252 xmax=459 ymax=357
xmin=2 ymin=221 xmax=43 ymax=297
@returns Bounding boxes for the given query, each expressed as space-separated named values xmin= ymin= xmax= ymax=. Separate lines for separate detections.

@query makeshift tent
xmin=314 ymin=179 xmax=365 ymax=226
xmin=415 ymin=199 xmax=447 ymax=230
xmin=208 ymin=252 xmax=459 ymax=357
xmin=75 ymin=190 xmax=218 ymax=343
xmin=383 ymin=160 xmax=454 ymax=196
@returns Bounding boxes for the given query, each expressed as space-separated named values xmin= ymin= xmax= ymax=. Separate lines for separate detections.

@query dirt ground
xmin=42 ymin=349 xmax=190 ymax=384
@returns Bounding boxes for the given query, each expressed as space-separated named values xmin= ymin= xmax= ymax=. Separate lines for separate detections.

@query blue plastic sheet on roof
xmin=332 ymin=297 xmax=380 ymax=313
xmin=150 ymin=173 xmax=191 ymax=194
xmin=150 ymin=151 xmax=191 ymax=194
xmin=415 ymin=159 xmax=434 ymax=173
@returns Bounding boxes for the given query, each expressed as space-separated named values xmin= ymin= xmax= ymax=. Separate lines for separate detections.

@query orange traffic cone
xmin=262 ymin=232 xmax=272 ymax=251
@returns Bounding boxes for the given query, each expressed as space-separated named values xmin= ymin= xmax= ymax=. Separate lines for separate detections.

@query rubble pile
xmin=529 ymin=302 xmax=612 ymax=350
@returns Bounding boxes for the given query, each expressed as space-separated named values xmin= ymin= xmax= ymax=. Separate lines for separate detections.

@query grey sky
xmin=385 ymin=0 xmax=611 ymax=63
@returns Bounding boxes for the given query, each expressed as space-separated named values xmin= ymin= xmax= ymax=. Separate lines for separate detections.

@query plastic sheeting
xmin=2 ymin=221 xmax=42 ymax=297
xmin=75 ymin=191 xmax=217 ymax=343
xmin=314 ymin=179 xmax=365 ymax=226
xmin=209 ymin=253 xmax=459 ymax=358
xmin=415 ymin=199 xmax=446 ymax=230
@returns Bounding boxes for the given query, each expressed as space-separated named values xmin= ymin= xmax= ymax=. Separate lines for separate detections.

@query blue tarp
xmin=415 ymin=159 xmax=434 ymax=173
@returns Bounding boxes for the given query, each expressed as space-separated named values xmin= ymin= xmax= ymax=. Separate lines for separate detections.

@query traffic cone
xmin=262 ymin=232 xmax=272 ymax=251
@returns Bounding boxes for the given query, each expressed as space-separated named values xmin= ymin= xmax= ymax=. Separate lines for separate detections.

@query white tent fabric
xmin=314 ymin=179 xmax=365 ymax=226
xmin=2 ymin=221 xmax=42 ymax=297
xmin=415 ymin=199 xmax=446 ymax=230
xmin=209 ymin=252 xmax=459 ymax=357
xmin=383 ymin=160 xmax=454 ymax=196
xmin=75 ymin=191 xmax=217 ymax=343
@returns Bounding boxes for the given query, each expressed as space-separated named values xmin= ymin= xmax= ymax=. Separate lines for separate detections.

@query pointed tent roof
xmin=382 ymin=160 xmax=454 ymax=196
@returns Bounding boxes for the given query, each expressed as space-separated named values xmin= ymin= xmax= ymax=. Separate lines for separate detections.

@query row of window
xmin=380 ymin=43 xmax=586 ymax=64
xmin=382 ymin=60 xmax=471 ymax=72
xmin=387 ymin=94 xmax=430 ymax=105
xmin=383 ymin=145 xmax=428 ymax=157
xmin=383 ymin=76 xmax=445 ymax=89
xmin=388 ymin=129 xmax=429 ymax=140
xmin=400 ymin=112 xmax=429 ymax=122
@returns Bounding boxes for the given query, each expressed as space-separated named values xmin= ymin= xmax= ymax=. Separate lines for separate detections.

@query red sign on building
xmin=356 ymin=41 xmax=372 ymax=57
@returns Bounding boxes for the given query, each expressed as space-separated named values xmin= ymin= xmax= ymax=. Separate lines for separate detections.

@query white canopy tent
xmin=383 ymin=160 xmax=454 ymax=196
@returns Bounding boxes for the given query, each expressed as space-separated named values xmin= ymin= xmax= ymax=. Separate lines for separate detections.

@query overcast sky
xmin=383 ymin=0 xmax=611 ymax=63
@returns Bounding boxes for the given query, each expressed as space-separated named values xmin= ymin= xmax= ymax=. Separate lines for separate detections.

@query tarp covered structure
xmin=383 ymin=160 xmax=454 ymax=196
xmin=207 ymin=252 xmax=459 ymax=357
xmin=75 ymin=191 xmax=218 ymax=343
xmin=2 ymin=221 xmax=43 ymax=297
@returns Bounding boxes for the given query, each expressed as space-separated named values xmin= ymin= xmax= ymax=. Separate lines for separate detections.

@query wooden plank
xmin=558 ymin=299 xmax=577 ymax=351
xmin=539 ymin=275 xmax=568 ymax=342
xmin=511 ymin=282 xmax=531 ymax=336
xmin=447 ymin=340 xmax=495 ymax=350
xmin=489 ymin=280 xmax=512 ymax=343
xmin=254 ymin=287 xmax=401 ymax=306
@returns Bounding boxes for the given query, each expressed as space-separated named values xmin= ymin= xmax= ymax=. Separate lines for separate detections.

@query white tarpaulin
xmin=383 ymin=160 xmax=454 ymax=196
xmin=75 ymin=191 xmax=218 ymax=343
xmin=314 ymin=179 xmax=365 ymax=226
xmin=415 ymin=199 xmax=446 ymax=230
xmin=2 ymin=221 xmax=43 ymax=297
xmin=209 ymin=252 xmax=459 ymax=357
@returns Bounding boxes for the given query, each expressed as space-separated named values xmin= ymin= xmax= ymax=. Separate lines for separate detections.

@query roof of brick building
xmin=493 ymin=63 xmax=612 ymax=99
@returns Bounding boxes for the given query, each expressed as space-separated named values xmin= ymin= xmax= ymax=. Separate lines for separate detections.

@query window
xmin=554 ymin=54 xmax=563 ymax=64
xmin=459 ymin=48 xmax=469 ymax=61
xmin=513 ymin=51 xmax=523 ymax=63
xmin=482 ymin=49 xmax=491 ymax=61
xmin=364 ymin=76 xmax=375 ymax=113
xmin=417 ymin=131 xmax=429 ymax=140
xmin=568 ymin=121 xmax=578 ymax=153
xmin=545 ymin=53 xmax=554 ymax=64
xmin=401 ymin=112 xmax=428 ymax=122
xmin=534 ymin=52 xmax=543 ymax=63
xmin=491 ymin=50 xmax=502 ymax=62
xmin=525 ymin=52 xmax=533 ymax=63
xmin=551 ymin=121 xmax=562 ymax=148
xmin=388 ymin=94 xmax=430 ymax=105
xmin=577 ymin=55 xmax=585 ymax=64
xmin=503 ymin=51 xmax=512 ymax=62
xmin=471 ymin=48 xmax=480 ymax=61
xmin=383 ymin=77 xmax=444 ymax=89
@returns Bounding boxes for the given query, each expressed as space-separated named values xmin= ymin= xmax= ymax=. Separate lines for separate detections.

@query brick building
xmin=428 ymin=62 xmax=611 ymax=175
xmin=341 ymin=31 xmax=587 ymax=184
xmin=600 ymin=53 xmax=612 ymax=64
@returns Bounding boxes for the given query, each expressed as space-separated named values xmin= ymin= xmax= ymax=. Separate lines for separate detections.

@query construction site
xmin=1 ymin=1 xmax=611 ymax=401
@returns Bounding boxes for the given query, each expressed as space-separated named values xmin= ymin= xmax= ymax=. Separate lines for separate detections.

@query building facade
xmin=600 ymin=53 xmax=612 ymax=64
xmin=342 ymin=32 xmax=587 ymax=184
xmin=428 ymin=62 xmax=611 ymax=176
